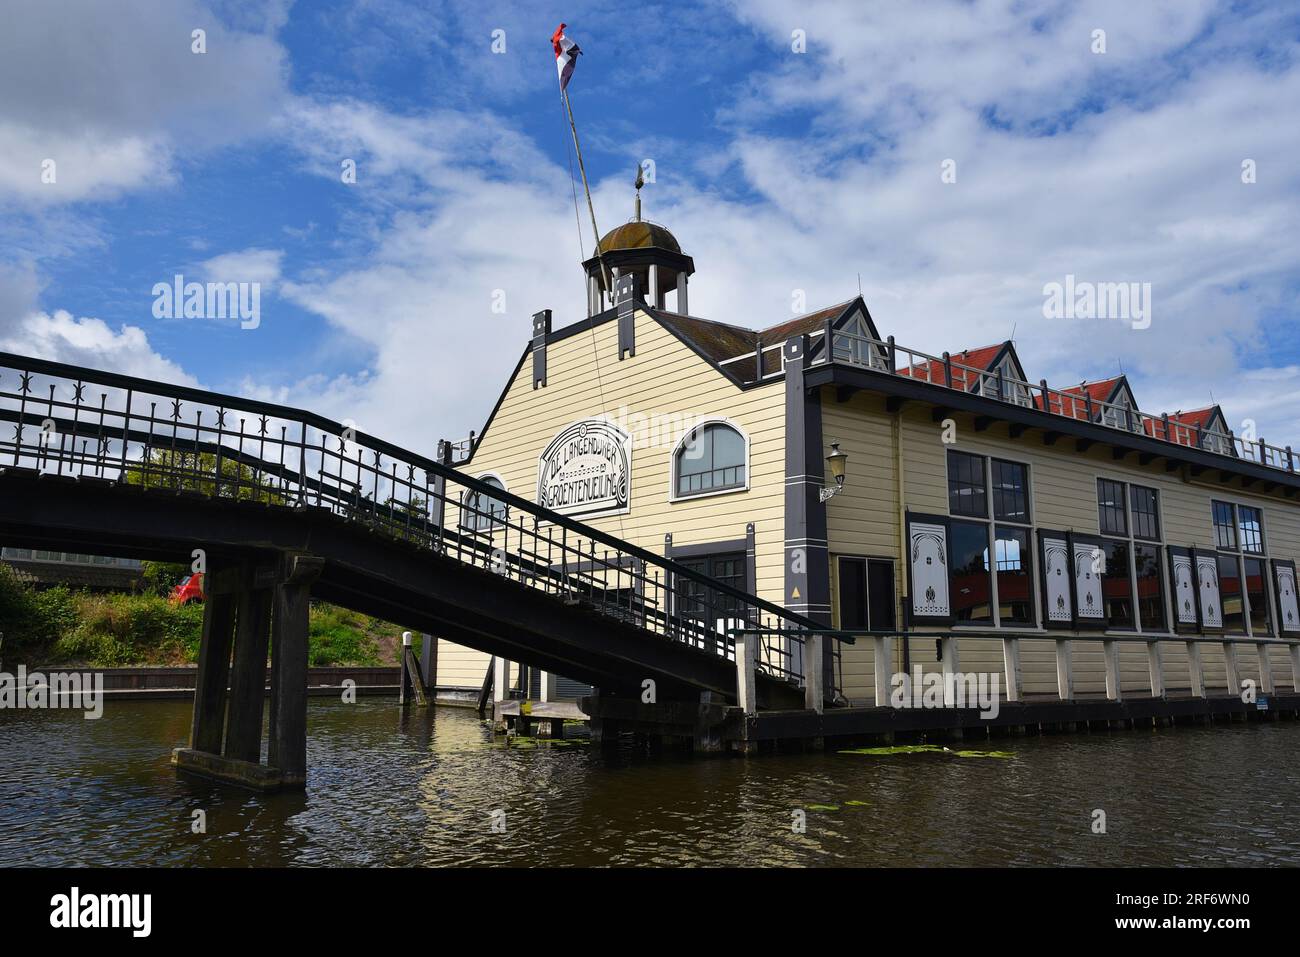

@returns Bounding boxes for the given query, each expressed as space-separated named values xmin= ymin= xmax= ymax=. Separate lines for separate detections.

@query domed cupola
xmin=582 ymin=167 xmax=695 ymax=316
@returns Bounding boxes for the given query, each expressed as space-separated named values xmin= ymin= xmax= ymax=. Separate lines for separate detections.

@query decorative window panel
xmin=907 ymin=518 xmax=951 ymax=622
xmin=1039 ymin=533 xmax=1073 ymax=625
xmin=1273 ymin=560 xmax=1300 ymax=635
xmin=1195 ymin=553 xmax=1223 ymax=630
xmin=1168 ymin=547 xmax=1199 ymax=629
xmin=1071 ymin=536 xmax=1106 ymax=622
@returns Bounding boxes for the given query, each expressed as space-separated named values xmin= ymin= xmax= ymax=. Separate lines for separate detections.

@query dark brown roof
xmin=759 ymin=300 xmax=856 ymax=343
xmin=653 ymin=312 xmax=758 ymax=383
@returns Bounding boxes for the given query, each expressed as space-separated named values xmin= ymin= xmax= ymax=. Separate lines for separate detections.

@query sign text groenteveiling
xmin=537 ymin=418 xmax=632 ymax=518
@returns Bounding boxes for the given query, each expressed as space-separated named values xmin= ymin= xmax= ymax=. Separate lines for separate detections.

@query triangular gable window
xmin=829 ymin=309 xmax=889 ymax=370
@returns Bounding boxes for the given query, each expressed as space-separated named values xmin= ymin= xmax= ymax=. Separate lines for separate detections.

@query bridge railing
xmin=0 ymin=351 xmax=844 ymax=693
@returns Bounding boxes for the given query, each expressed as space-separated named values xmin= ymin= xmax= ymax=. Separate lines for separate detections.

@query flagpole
xmin=560 ymin=86 xmax=613 ymax=305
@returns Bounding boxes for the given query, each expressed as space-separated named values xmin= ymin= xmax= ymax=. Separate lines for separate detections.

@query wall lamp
xmin=819 ymin=442 xmax=848 ymax=503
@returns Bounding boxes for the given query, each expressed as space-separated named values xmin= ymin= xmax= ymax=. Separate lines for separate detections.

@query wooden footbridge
xmin=0 ymin=352 xmax=827 ymax=789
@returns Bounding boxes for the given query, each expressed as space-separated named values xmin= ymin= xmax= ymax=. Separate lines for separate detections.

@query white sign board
xmin=537 ymin=418 xmax=632 ymax=518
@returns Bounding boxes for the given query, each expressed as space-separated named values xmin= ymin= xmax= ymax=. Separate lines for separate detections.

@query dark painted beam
xmin=1009 ymin=423 xmax=1028 ymax=438
xmin=1139 ymin=452 xmax=1157 ymax=466
xmin=1043 ymin=431 xmax=1062 ymax=446
xmin=1076 ymin=439 xmax=1094 ymax=453
xmin=1165 ymin=459 xmax=1181 ymax=472
xmin=974 ymin=416 xmax=994 ymax=432
xmin=885 ymin=396 xmax=907 ymax=413
xmin=930 ymin=407 xmax=952 ymax=423
xmin=835 ymin=386 xmax=856 ymax=403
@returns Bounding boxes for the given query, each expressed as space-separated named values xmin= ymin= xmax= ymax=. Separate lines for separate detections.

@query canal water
xmin=1 ymin=698 xmax=1297 ymax=866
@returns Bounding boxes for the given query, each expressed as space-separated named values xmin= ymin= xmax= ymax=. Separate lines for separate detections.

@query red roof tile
xmin=896 ymin=344 xmax=1006 ymax=390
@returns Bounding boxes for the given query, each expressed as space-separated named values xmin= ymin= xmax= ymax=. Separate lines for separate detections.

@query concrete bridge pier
xmin=172 ymin=553 xmax=323 ymax=791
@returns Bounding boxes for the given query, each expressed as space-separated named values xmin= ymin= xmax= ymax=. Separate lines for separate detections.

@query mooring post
xmin=804 ymin=633 xmax=824 ymax=714
xmin=268 ymin=553 xmax=323 ymax=788
xmin=492 ymin=656 xmax=510 ymax=732
xmin=1186 ymin=641 xmax=1206 ymax=698
xmin=873 ymin=634 xmax=892 ymax=708
xmin=940 ymin=636 xmax=960 ymax=707
xmin=1256 ymin=642 xmax=1274 ymax=695
xmin=399 ymin=631 xmax=413 ymax=705
xmin=190 ymin=573 xmax=238 ymax=755
xmin=224 ymin=567 xmax=275 ymax=764
xmin=1102 ymin=640 xmax=1122 ymax=702
xmin=1147 ymin=641 xmax=1166 ymax=698
xmin=1055 ymin=639 xmax=1073 ymax=701
xmin=736 ymin=632 xmax=758 ymax=716
xmin=1001 ymin=637 xmax=1022 ymax=703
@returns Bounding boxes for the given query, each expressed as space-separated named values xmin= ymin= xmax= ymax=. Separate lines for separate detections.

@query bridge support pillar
xmin=190 ymin=583 xmax=237 ymax=755
xmin=174 ymin=553 xmax=322 ymax=792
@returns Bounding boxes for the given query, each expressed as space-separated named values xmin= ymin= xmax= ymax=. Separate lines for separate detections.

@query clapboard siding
xmin=434 ymin=308 xmax=787 ymax=687
xmin=822 ymin=391 xmax=1300 ymax=699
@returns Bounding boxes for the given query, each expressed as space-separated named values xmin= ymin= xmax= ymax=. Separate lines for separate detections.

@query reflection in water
xmin=1 ymin=698 xmax=1298 ymax=866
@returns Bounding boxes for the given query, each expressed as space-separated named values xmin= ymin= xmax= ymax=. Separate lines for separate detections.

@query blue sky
xmin=2 ymin=0 xmax=1299 ymax=455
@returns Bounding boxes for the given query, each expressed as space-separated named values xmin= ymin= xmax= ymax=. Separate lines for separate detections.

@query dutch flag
xmin=552 ymin=23 xmax=581 ymax=92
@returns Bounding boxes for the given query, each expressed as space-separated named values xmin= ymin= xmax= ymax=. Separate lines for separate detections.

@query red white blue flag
xmin=552 ymin=23 xmax=581 ymax=91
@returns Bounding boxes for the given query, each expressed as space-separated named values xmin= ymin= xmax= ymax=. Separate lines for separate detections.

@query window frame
xmin=667 ymin=418 xmax=750 ymax=503
xmin=460 ymin=473 xmax=509 ymax=532
xmin=945 ymin=450 xmax=1036 ymax=629
xmin=1095 ymin=476 xmax=1170 ymax=634
xmin=1210 ymin=499 xmax=1274 ymax=637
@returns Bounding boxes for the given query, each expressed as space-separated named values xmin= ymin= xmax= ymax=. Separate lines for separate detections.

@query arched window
xmin=673 ymin=422 xmax=747 ymax=498
xmin=462 ymin=475 xmax=508 ymax=530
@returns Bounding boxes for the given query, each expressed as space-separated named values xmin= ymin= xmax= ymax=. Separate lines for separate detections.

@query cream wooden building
xmin=432 ymin=215 xmax=1300 ymax=705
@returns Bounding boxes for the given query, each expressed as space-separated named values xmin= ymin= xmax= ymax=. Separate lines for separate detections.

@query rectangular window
xmin=947 ymin=450 xmax=987 ymax=518
xmin=1129 ymin=485 xmax=1160 ymax=541
xmin=677 ymin=553 xmax=747 ymax=619
xmin=1133 ymin=543 xmax=1166 ymax=633
xmin=991 ymin=459 xmax=1030 ymax=523
xmin=1217 ymin=554 xmax=1244 ymax=634
xmin=1244 ymin=557 xmax=1271 ymax=635
xmin=1238 ymin=505 xmax=1263 ymax=554
xmin=1212 ymin=501 xmax=1237 ymax=550
xmin=994 ymin=526 xmax=1033 ymax=626
xmin=836 ymin=557 xmax=896 ymax=632
xmin=949 ymin=520 xmax=993 ymax=624
xmin=1097 ymin=479 xmax=1127 ymax=536
xmin=1100 ymin=539 xmax=1134 ymax=629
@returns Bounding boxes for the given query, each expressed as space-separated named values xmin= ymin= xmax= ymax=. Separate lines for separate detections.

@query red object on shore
xmin=170 ymin=573 xmax=204 ymax=605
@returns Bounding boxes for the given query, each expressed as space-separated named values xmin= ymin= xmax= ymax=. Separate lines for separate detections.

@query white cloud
xmin=0 ymin=310 xmax=200 ymax=385
xmin=198 ymin=248 xmax=285 ymax=289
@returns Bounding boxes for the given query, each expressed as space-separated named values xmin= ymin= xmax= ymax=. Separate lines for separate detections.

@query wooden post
xmin=493 ymin=657 xmax=510 ymax=704
xmin=1186 ymin=641 xmax=1206 ymax=698
xmin=873 ymin=635 xmax=892 ymax=708
xmin=1147 ymin=641 xmax=1165 ymax=698
xmin=940 ymin=636 xmax=960 ymax=706
xmin=1055 ymin=639 xmax=1073 ymax=700
xmin=268 ymin=554 xmax=322 ymax=787
xmin=1001 ymin=637 xmax=1022 ymax=703
xmin=804 ymin=634 xmax=824 ymax=714
xmin=1103 ymin=640 xmax=1122 ymax=701
xmin=420 ymin=633 xmax=437 ymax=693
xmin=1256 ymin=643 xmax=1274 ymax=695
xmin=1223 ymin=642 xmax=1241 ymax=698
xmin=1289 ymin=644 xmax=1300 ymax=693
xmin=190 ymin=587 xmax=237 ymax=755
xmin=736 ymin=632 xmax=758 ymax=716
xmin=223 ymin=579 xmax=274 ymax=763
xmin=540 ymin=670 xmax=557 ymax=704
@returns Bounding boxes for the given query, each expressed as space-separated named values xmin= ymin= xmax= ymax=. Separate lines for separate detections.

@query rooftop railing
xmin=726 ymin=328 xmax=1297 ymax=475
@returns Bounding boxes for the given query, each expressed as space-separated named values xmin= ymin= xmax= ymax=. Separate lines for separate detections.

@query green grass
xmin=0 ymin=563 xmax=397 ymax=668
